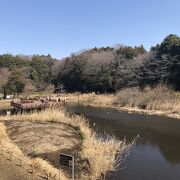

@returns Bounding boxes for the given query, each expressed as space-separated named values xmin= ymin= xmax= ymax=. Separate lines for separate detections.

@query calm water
xmin=65 ymin=103 xmax=180 ymax=180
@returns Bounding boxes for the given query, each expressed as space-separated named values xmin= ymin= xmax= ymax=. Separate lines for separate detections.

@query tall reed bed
xmin=115 ymin=85 xmax=180 ymax=114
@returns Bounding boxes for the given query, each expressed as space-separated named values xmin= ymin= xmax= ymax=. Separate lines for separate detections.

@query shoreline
xmin=78 ymin=102 xmax=180 ymax=120
xmin=0 ymin=95 xmax=179 ymax=119
xmin=117 ymin=106 xmax=180 ymax=120
xmin=64 ymin=94 xmax=180 ymax=120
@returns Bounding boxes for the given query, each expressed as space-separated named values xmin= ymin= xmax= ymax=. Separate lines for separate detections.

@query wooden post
xmin=72 ymin=156 xmax=74 ymax=180
xmin=32 ymin=163 xmax=34 ymax=174
xmin=59 ymin=167 xmax=61 ymax=180
xmin=7 ymin=152 xmax=13 ymax=161
xmin=0 ymin=149 xmax=3 ymax=155
xmin=0 ymin=139 xmax=4 ymax=155
xmin=78 ymin=93 xmax=79 ymax=104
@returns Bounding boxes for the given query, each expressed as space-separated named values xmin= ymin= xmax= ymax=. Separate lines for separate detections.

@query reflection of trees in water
xmin=114 ymin=125 xmax=180 ymax=165
xmin=67 ymin=105 xmax=180 ymax=165
xmin=154 ymin=136 xmax=180 ymax=164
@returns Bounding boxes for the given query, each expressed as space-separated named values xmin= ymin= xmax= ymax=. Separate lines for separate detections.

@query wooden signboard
xmin=59 ymin=153 xmax=74 ymax=180
xmin=59 ymin=153 xmax=73 ymax=167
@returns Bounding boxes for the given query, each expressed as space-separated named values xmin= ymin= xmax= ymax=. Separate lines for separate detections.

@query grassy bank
xmin=60 ymin=86 xmax=180 ymax=119
xmin=0 ymin=110 xmax=128 ymax=179
xmin=0 ymin=100 xmax=11 ymax=108
xmin=61 ymin=93 xmax=115 ymax=106
xmin=115 ymin=86 xmax=180 ymax=118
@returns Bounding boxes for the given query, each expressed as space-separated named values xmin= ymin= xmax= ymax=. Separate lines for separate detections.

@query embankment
xmin=0 ymin=110 xmax=129 ymax=179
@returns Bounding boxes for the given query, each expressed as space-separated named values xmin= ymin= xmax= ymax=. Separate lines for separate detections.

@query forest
xmin=0 ymin=34 xmax=179 ymax=98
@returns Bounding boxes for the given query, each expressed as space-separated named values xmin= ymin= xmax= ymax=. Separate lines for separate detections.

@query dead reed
xmin=115 ymin=85 xmax=180 ymax=114
xmin=0 ymin=100 xmax=11 ymax=108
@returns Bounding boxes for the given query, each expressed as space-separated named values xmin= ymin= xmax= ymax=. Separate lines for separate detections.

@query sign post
xmin=59 ymin=153 xmax=74 ymax=180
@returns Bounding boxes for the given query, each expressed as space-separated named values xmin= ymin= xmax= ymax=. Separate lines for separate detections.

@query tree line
xmin=54 ymin=34 xmax=180 ymax=92
xmin=0 ymin=54 xmax=58 ymax=98
xmin=0 ymin=34 xmax=179 ymax=98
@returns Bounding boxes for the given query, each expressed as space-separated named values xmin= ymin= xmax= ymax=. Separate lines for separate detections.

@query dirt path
xmin=2 ymin=120 xmax=82 ymax=179
xmin=5 ymin=121 xmax=81 ymax=161
xmin=0 ymin=155 xmax=41 ymax=180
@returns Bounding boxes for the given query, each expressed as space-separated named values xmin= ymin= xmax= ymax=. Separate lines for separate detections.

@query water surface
xmin=66 ymin=103 xmax=180 ymax=180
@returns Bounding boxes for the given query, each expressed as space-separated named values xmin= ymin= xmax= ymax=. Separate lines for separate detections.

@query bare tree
xmin=0 ymin=68 xmax=11 ymax=99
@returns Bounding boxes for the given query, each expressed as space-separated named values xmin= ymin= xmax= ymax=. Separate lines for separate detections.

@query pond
xmin=65 ymin=103 xmax=180 ymax=180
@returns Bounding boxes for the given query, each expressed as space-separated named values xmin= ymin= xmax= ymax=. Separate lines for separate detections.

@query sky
xmin=0 ymin=0 xmax=179 ymax=59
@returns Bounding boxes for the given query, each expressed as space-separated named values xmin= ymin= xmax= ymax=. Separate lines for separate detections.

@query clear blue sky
xmin=0 ymin=0 xmax=179 ymax=59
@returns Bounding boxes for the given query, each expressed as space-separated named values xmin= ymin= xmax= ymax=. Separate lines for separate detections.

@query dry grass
xmin=0 ymin=110 xmax=128 ymax=179
xmin=59 ymin=87 xmax=180 ymax=119
xmin=0 ymin=122 xmax=9 ymax=139
xmin=176 ymin=92 xmax=180 ymax=98
xmin=82 ymin=134 xmax=127 ymax=179
xmin=80 ymin=93 xmax=115 ymax=106
xmin=115 ymin=85 xmax=180 ymax=114
xmin=0 ymin=100 xmax=11 ymax=108
xmin=60 ymin=92 xmax=115 ymax=107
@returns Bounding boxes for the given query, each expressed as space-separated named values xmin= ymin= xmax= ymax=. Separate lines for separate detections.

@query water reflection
xmin=66 ymin=104 xmax=180 ymax=180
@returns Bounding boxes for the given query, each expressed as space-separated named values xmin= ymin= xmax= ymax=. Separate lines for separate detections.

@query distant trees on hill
xmin=0 ymin=34 xmax=179 ymax=98
xmin=152 ymin=34 xmax=180 ymax=57
xmin=54 ymin=45 xmax=147 ymax=93
xmin=0 ymin=54 xmax=58 ymax=97
xmin=143 ymin=34 xmax=180 ymax=90
xmin=54 ymin=34 xmax=180 ymax=92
